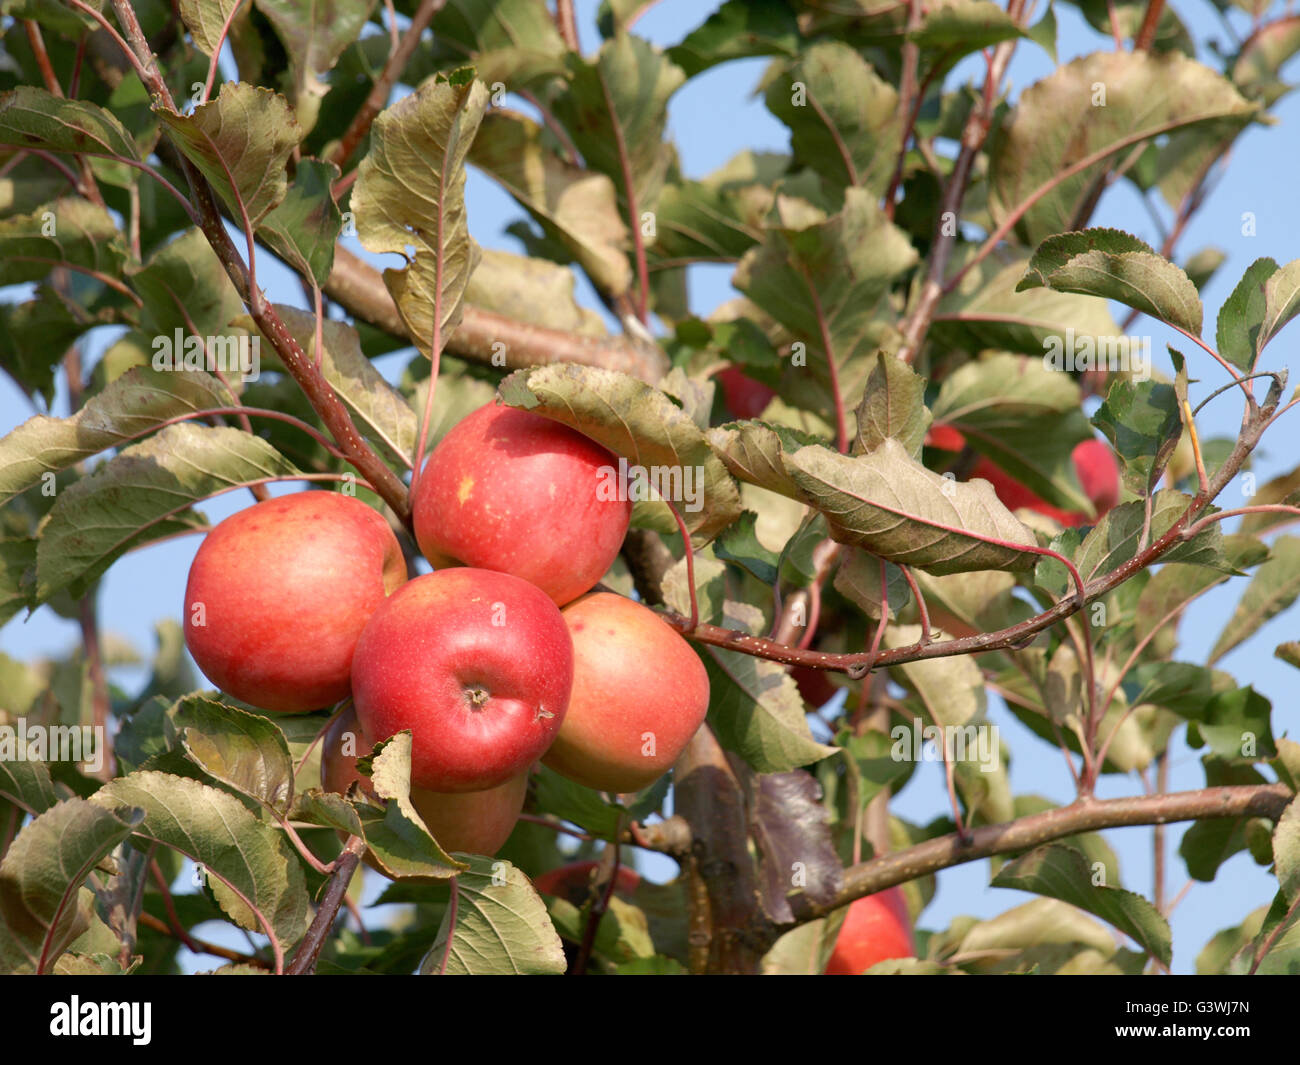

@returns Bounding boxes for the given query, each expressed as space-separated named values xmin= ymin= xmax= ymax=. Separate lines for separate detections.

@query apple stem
xmin=664 ymin=500 xmax=699 ymax=630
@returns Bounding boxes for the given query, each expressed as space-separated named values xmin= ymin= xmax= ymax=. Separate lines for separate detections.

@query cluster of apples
xmin=183 ymin=402 xmax=711 ymax=859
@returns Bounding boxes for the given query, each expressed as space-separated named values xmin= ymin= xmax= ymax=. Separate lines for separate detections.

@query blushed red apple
xmin=541 ymin=593 xmax=710 ymax=794
xmin=320 ymin=705 xmax=526 ymax=857
xmin=533 ymin=860 xmax=641 ymax=904
xmin=926 ymin=426 xmax=1120 ymax=525
xmin=824 ymin=887 xmax=915 ymax=975
xmin=183 ymin=492 xmax=405 ymax=712
xmin=412 ymin=402 xmax=632 ymax=606
xmin=351 ymin=568 xmax=573 ymax=792
xmin=716 ymin=366 xmax=776 ymax=419
xmin=792 ymin=665 xmax=838 ymax=708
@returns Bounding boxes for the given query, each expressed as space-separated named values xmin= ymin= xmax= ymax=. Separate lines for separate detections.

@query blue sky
xmin=2 ymin=0 xmax=1298 ymax=972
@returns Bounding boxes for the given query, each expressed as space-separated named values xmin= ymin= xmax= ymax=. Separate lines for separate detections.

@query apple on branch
xmin=532 ymin=860 xmax=641 ymax=904
xmin=351 ymin=567 xmax=573 ymax=792
xmin=412 ymin=402 xmax=632 ymax=606
xmin=824 ymin=887 xmax=916 ymax=975
xmin=320 ymin=704 xmax=527 ymax=858
xmin=542 ymin=593 xmax=710 ymax=794
xmin=183 ymin=492 xmax=405 ymax=713
xmin=926 ymin=426 xmax=1120 ymax=526
xmin=715 ymin=365 xmax=777 ymax=420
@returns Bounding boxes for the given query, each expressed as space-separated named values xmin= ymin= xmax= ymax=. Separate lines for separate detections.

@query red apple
xmin=926 ymin=426 xmax=1120 ymax=526
xmin=541 ymin=593 xmax=710 ymax=794
xmin=824 ymin=887 xmax=915 ymax=975
xmin=320 ymin=705 xmax=526 ymax=857
xmin=183 ymin=492 xmax=405 ymax=712
xmin=792 ymin=665 xmax=838 ymax=708
xmin=533 ymin=860 xmax=641 ymax=904
xmin=351 ymin=568 xmax=573 ymax=792
xmin=716 ymin=366 xmax=777 ymax=419
xmin=1072 ymin=437 xmax=1120 ymax=514
xmin=411 ymin=402 xmax=632 ymax=606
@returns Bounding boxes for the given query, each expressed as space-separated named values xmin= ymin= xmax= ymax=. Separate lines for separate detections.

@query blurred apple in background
xmin=824 ymin=887 xmax=916 ymax=975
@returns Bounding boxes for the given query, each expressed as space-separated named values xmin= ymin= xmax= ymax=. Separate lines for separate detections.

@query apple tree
xmin=1 ymin=0 xmax=1299 ymax=977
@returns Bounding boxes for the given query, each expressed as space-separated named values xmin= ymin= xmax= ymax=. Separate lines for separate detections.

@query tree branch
xmin=673 ymin=726 xmax=767 ymax=973
xmin=329 ymin=0 xmax=448 ymax=173
xmin=783 ymin=784 xmax=1292 ymax=932
xmin=286 ymin=835 xmax=366 ymax=975
xmin=325 ymin=246 xmax=668 ymax=381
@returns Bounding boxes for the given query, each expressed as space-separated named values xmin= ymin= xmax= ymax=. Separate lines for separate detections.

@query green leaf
xmin=179 ymin=0 xmax=244 ymax=55
xmin=957 ymin=896 xmax=1141 ymax=974
xmin=420 ymin=856 xmax=566 ymax=975
xmin=1239 ymin=466 xmax=1300 ymax=535
xmin=837 ymin=728 xmax=913 ymax=813
xmin=1209 ymin=537 xmax=1300 ymax=664
xmin=531 ymin=765 xmax=624 ymax=840
xmin=264 ymin=305 xmax=415 ymax=466
xmin=933 ymin=253 xmax=1124 ymax=359
xmin=0 ymin=87 xmax=141 ymax=185
xmin=648 ymin=178 xmax=762 ymax=266
xmin=468 ymin=110 xmax=631 ymax=297
xmin=832 ymin=547 xmax=911 ymax=620
xmin=499 ymin=363 xmax=743 ymax=544
xmin=131 ymin=227 xmax=248 ymax=338
xmin=992 ymin=843 xmax=1171 ymax=965
xmin=258 ymin=158 xmax=342 ymax=286
xmin=662 ymin=554 xmax=727 ymax=626
xmin=0 ymin=537 xmax=35 ymax=626
xmin=92 ymin=770 xmax=311 ymax=945
xmin=0 ymin=285 xmax=102 ymax=406
xmin=157 ymin=82 xmax=300 ymax=226
xmin=551 ymin=34 xmax=685 ymax=211
xmin=0 ymin=365 xmax=230 ymax=507
xmin=360 ymin=732 xmax=464 ymax=878
xmin=1092 ymin=376 xmax=1182 ymax=497
xmin=255 ymin=0 xmax=377 ymax=131
xmin=990 ymin=51 xmax=1257 ymax=246
xmin=1018 ymin=228 xmax=1203 ymax=336
xmin=34 ymin=423 xmax=299 ymax=602
xmin=1258 ymin=258 xmax=1300 ymax=356
xmin=702 ymin=601 xmax=836 ymax=773
xmin=714 ymin=511 xmax=780 ymax=585
xmin=169 ymin=695 xmax=295 ymax=814
xmin=0 ymin=198 xmax=128 ymax=287
xmin=784 ymin=438 xmax=1041 ymax=575
xmin=464 ymin=248 xmax=608 ymax=336
xmin=666 ymin=0 xmax=800 ymax=76
xmin=1184 ymin=246 xmax=1227 ymax=290
xmin=762 ymin=41 xmax=901 ymax=196
xmin=853 ymin=352 xmax=929 ymax=460
xmin=704 ymin=420 xmax=820 ymax=498
xmin=0 ymin=756 xmax=59 ymax=815
xmin=1215 ymin=257 xmax=1275 ymax=371
xmin=1061 ymin=490 xmax=1226 ymax=589
xmin=734 ymin=189 xmax=917 ymax=381
xmin=352 ymin=74 xmax=487 ymax=360
xmin=931 ymin=352 xmax=1094 ymax=512
xmin=0 ymin=799 xmax=142 ymax=975
xmin=1232 ymin=14 xmax=1300 ymax=104
xmin=1190 ymin=687 xmax=1276 ymax=763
